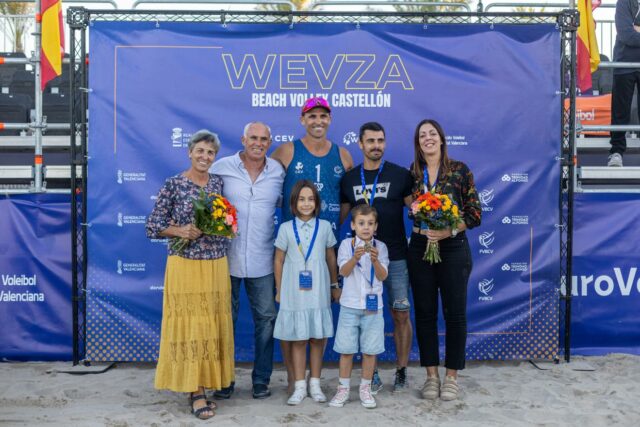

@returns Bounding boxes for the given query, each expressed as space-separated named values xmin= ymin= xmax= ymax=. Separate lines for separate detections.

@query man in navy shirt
xmin=340 ymin=122 xmax=414 ymax=393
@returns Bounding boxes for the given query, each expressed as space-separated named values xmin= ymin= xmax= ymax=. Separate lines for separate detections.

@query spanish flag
xmin=577 ymin=0 xmax=600 ymax=92
xmin=40 ymin=0 xmax=64 ymax=90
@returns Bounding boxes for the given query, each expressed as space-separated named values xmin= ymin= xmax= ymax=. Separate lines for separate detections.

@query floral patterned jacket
xmin=146 ymin=173 xmax=228 ymax=260
xmin=410 ymin=159 xmax=482 ymax=232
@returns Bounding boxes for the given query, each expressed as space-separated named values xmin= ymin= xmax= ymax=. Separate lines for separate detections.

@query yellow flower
xmin=214 ymin=208 xmax=223 ymax=218
xmin=443 ymin=204 xmax=450 ymax=211
xmin=452 ymin=205 xmax=459 ymax=216
xmin=217 ymin=225 xmax=223 ymax=231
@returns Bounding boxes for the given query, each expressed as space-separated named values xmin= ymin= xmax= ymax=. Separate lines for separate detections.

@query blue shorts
xmin=383 ymin=259 xmax=411 ymax=311
xmin=333 ymin=306 xmax=385 ymax=355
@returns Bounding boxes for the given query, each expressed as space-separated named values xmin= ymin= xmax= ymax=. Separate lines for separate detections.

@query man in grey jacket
xmin=609 ymin=0 xmax=640 ymax=167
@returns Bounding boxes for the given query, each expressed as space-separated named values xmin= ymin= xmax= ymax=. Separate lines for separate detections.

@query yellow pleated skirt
xmin=154 ymin=255 xmax=235 ymax=392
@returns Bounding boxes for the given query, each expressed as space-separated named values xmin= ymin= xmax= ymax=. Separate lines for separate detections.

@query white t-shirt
xmin=337 ymin=236 xmax=389 ymax=310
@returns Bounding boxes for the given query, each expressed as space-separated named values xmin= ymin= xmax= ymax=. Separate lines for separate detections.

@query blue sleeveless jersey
xmin=282 ymin=139 xmax=345 ymax=241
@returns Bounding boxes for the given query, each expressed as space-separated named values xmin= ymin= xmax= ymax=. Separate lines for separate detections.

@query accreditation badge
xmin=299 ymin=270 xmax=313 ymax=290
xmin=365 ymin=293 xmax=378 ymax=313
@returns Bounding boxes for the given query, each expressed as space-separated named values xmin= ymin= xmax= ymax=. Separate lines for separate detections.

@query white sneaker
xmin=421 ymin=377 xmax=441 ymax=400
xmin=359 ymin=383 xmax=377 ymax=409
xmin=607 ymin=153 xmax=623 ymax=167
xmin=328 ymin=385 xmax=350 ymax=407
xmin=309 ymin=380 xmax=327 ymax=403
xmin=440 ymin=376 xmax=459 ymax=401
xmin=287 ymin=386 xmax=307 ymax=405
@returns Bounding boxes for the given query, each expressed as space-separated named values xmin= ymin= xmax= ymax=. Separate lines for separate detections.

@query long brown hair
xmin=289 ymin=179 xmax=321 ymax=218
xmin=411 ymin=119 xmax=451 ymax=186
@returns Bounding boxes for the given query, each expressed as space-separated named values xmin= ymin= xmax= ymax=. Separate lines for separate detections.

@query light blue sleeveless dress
xmin=273 ymin=217 xmax=336 ymax=341
xmin=282 ymin=139 xmax=345 ymax=242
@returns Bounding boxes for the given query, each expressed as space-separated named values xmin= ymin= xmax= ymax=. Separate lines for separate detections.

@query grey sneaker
xmin=440 ymin=376 xmax=459 ymax=401
xmin=393 ymin=367 xmax=407 ymax=392
xmin=371 ymin=369 xmax=383 ymax=395
xmin=607 ymin=153 xmax=623 ymax=167
xmin=420 ymin=377 xmax=440 ymax=400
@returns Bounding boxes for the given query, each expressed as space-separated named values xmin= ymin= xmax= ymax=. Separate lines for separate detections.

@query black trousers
xmin=610 ymin=71 xmax=640 ymax=155
xmin=408 ymin=233 xmax=472 ymax=370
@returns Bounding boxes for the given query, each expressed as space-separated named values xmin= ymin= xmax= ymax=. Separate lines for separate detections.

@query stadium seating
xmin=42 ymin=92 xmax=71 ymax=136
xmin=0 ymin=93 xmax=31 ymax=136
xmin=9 ymin=69 xmax=36 ymax=98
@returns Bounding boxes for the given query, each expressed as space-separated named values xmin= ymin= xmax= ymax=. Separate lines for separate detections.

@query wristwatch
xmin=451 ymin=228 xmax=458 ymax=238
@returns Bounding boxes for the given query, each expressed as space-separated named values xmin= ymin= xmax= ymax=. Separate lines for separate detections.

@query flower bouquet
xmin=171 ymin=190 xmax=238 ymax=253
xmin=410 ymin=191 xmax=462 ymax=264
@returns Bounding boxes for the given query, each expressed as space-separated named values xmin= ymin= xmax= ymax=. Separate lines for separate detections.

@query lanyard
xmin=351 ymin=238 xmax=376 ymax=289
xmin=293 ymin=217 xmax=319 ymax=268
xmin=423 ymin=165 xmax=438 ymax=194
xmin=361 ymin=160 xmax=385 ymax=205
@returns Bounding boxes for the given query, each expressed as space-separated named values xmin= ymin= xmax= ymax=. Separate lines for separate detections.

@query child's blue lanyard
xmin=423 ymin=165 xmax=438 ymax=194
xmin=361 ymin=160 xmax=385 ymax=205
xmin=351 ymin=238 xmax=376 ymax=290
xmin=293 ymin=217 xmax=319 ymax=269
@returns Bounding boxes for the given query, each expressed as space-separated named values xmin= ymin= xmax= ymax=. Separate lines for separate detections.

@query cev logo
xmin=274 ymin=134 xmax=294 ymax=143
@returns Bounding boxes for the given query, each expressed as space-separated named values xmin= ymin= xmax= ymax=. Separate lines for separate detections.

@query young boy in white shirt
xmin=330 ymin=204 xmax=389 ymax=409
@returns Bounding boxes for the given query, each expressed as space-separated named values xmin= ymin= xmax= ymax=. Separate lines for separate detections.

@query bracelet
xmin=330 ymin=283 xmax=340 ymax=289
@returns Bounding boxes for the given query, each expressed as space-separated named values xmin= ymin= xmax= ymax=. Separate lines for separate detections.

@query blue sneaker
xmin=213 ymin=381 xmax=235 ymax=399
xmin=371 ymin=369 xmax=383 ymax=395
xmin=252 ymin=383 xmax=271 ymax=399
xmin=393 ymin=367 xmax=407 ymax=392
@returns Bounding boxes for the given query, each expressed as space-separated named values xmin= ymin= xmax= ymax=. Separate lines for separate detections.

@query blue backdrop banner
xmin=571 ymin=192 xmax=640 ymax=355
xmin=0 ymin=194 xmax=72 ymax=361
xmin=86 ymin=22 xmax=561 ymax=361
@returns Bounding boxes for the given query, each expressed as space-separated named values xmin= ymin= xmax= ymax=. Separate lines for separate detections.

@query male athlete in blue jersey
xmin=272 ymin=96 xmax=353 ymax=397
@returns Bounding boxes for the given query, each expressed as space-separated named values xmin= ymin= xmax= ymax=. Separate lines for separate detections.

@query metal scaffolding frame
xmin=559 ymin=8 xmax=578 ymax=363
xmin=65 ymin=6 xmax=576 ymax=365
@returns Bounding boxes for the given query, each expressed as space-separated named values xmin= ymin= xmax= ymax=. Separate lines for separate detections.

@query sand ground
xmin=0 ymin=355 xmax=639 ymax=426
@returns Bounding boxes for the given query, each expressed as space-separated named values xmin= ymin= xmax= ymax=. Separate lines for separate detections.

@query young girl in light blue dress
xmin=274 ymin=179 xmax=339 ymax=406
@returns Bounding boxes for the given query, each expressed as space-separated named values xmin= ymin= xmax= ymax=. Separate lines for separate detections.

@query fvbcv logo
xmin=478 ymin=278 xmax=495 ymax=301
xmin=478 ymin=231 xmax=494 ymax=254
xmin=479 ymin=188 xmax=494 ymax=212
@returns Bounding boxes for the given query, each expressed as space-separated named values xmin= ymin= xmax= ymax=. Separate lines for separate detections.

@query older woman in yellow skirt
xmin=146 ymin=130 xmax=234 ymax=420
